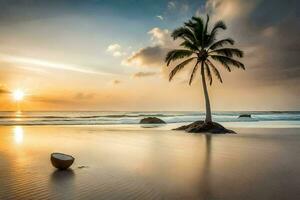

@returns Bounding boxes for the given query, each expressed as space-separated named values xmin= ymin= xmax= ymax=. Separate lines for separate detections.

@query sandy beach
xmin=0 ymin=125 xmax=300 ymax=200
xmin=0 ymin=0 xmax=299 ymax=199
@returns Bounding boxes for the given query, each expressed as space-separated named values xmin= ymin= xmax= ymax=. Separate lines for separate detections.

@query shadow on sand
xmin=50 ymin=169 xmax=75 ymax=198
xmin=51 ymin=169 xmax=75 ymax=183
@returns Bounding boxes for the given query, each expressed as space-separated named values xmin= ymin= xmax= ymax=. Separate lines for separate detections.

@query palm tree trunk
xmin=201 ymin=62 xmax=212 ymax=123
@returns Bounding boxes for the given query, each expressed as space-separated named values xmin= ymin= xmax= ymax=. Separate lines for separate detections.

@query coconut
xmin=51 ymin=153 xmax=75 ymax=170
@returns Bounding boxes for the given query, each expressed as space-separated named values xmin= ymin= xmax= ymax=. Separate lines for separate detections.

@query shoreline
xmin=1 ymin=122 xmax=300 ymax=129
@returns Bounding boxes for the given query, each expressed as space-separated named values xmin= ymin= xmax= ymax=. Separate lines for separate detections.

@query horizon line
xmin=0 ymin=110 xmax=299 ymax=112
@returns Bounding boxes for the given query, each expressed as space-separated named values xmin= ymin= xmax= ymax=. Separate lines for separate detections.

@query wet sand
xmin=0 ymin=125 xmax=300 ymax=200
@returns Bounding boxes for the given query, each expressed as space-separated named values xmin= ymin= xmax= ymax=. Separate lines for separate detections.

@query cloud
xmin=0 ymin=89 xmax=9 ymax=94
xmin=111 ymin=79 xmax=121 ymax=85
xmin=148 ymin=28 xmax=172 ymax=46
xmin=120 ymin=0 xmax=300 ymax=100
xmin=27 ymin=92 xmax=95 ymax=105
xmin=156 ymin=15 xmax=164 ymax=21
xmin=165 ymin=1 xmax=189 ymax=15
xmin=122 ymin=27 xmax=188 ymax=81
xmin=123 ymin=46 xmax=169 ymax=68
xmin=132 ymin=71 xmax=158 ymax=78
xmin=126 ymin=0 xmax=300 ymax=86
xmin=29 ymin=96 xmax=72 ymax=104
xmin=106 ymin=43 xmax=126 ymax=57
xmin=168 ymin=1 xmax=176 ymax=10
xmin=204 ymin=0 xmax=300 ymax=83
xmin=122 ymin=27 xmax=176 ymax=68
xmin=106 ymin=44 xmax=121 ymax=52
xmin=0 ymin=53 xmax=112 ymax=75
xmin=181 ymin=4 xmax=189 ymax=13
xmin=205 ymin=0 xmax=255 ymax=21
xmin=0 ymin=85 xmax=10 ymax=94
xmin=74 ymin=92 xmax=95 ymax=100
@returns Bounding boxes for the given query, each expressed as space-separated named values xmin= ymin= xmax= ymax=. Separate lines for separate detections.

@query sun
xmin=13 ymin=90 xmax=24 ymax=101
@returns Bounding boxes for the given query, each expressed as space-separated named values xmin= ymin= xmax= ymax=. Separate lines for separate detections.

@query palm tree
xmin=165 ymin=15 xmax=245 ymax=124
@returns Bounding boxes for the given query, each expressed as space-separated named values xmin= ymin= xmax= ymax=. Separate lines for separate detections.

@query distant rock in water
xmin=238 ymin=114 xmax=252 ymax=118
xmin=140 ymin=117 xmax=166 ymax=124
xmin=51 ymin=153 xmax=75 ymax=170
xmin=174 ymin=121 xmax=235 ymax=134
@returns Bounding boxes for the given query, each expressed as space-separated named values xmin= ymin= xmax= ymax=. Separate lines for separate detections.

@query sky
xmin=0 ymin=0 xmax=299 ymax=111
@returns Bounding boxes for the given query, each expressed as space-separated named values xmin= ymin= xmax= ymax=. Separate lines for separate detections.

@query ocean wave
xmin=0 ymin=113 xmax=187 ymax=119
xmin=0 ymin=111 xmax=299 ymax=126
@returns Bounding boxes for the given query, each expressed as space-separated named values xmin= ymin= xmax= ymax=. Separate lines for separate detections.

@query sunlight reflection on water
xmin=13 ymin=126 xmax=24 ymax=144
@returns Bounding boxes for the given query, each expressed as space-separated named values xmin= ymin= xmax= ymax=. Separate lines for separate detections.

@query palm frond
xmin=202 ymin=15 xmax=210 ymax=47
xmin=209 ymin=48 xmax=244 ymax=58
xmin=165 ymin=49 xmax=194 ymax=66
xmin=191 ymin=16 xmax=204 ymax=27
xmin=171 ymin=27 xmax=197 ymax=43
xmin=203 ymin=15 xmax=210 ymax=36
xmin=189 ymin=62 xmax=199 ymax=85
xmin=169 ymin=57 xmax=196 ymax=81
xmin=207 ymin=21 xmax=227 ymax=47
xmin=210 ymin=55 xmax=245 ymax=70
xmin=208 ymin=38 xmax=234 ymax=50
xmin=184 ymin=19 xmax=195 ymax=28
xmin=164 ymin=14 xmax=245 ymax=90
xmin=190 ymin=17 xmax=204 ymax=43
xmin=180 ymin=40 xmax=199 ymax=51
xmin=211 ymin=21 xmax=226 ymax=36
xmin=206 ymin=60 xmax=223 ymax=83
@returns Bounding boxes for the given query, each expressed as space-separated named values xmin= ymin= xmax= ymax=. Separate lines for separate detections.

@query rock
xmin=174 ymin=121 xmax=235 ymax=134
xmin=139 ymin=117 xmax=166 ymax=124
xmin=51 ymin=153 xmax=75 ymax=170
xmin=238 ymin=114 xmax=251 ymax=118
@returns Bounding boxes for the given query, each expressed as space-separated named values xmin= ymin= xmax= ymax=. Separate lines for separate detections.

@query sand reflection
xmin=140 ymin=124 xmax=166 ymax=128
xmin=200 ymin=134 xmax=212 ymax=199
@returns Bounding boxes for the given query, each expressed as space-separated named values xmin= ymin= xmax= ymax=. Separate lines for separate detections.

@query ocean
xmin=0 ymin=111 xmax=300 ymax=128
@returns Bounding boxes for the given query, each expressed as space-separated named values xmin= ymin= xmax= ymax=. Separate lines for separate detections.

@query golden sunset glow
xmin=12 ymin=90 xmax=24 ymax=102
xmin=0 ymin=0 xmax=298 ymax=112
xmin=0 ymin=1 xmax=299 ymax=200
